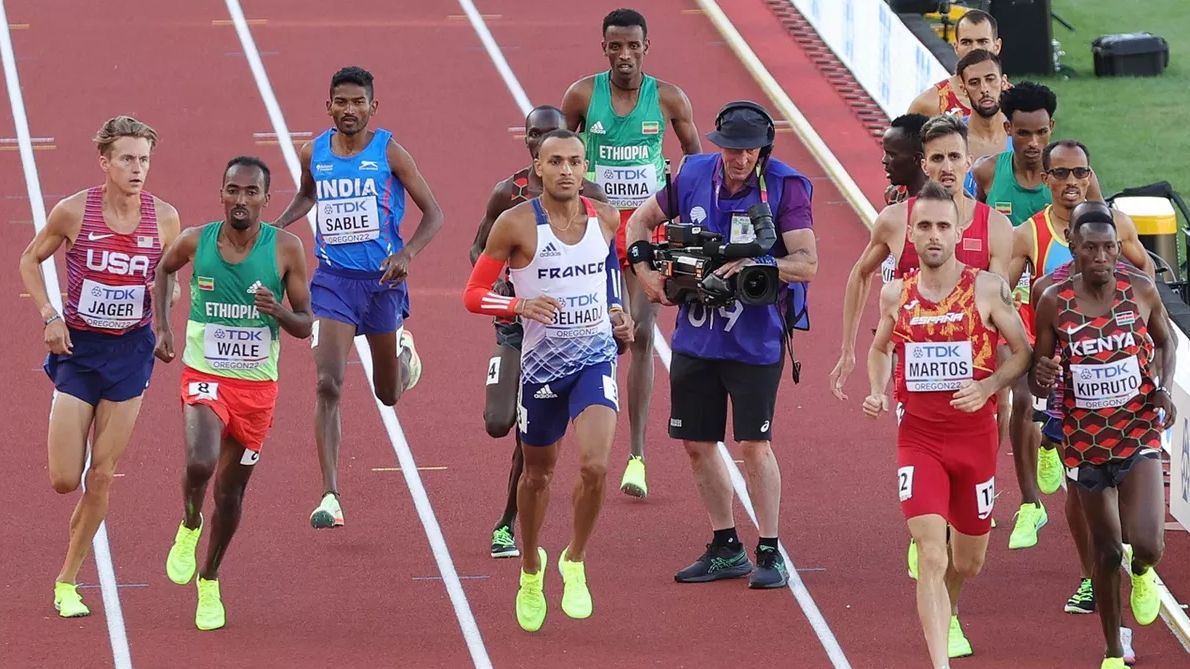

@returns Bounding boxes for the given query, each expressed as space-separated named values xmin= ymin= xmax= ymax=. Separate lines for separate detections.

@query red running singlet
xmin=893 ymin=265 xmax=998 ymax=423
xmin=1057 ymin=272 xmax=1161 ymax=466
xmin=64 ymin=187 xmax=161 ymax=334
xmin=895 ymin=197 xmax=991 ymax=279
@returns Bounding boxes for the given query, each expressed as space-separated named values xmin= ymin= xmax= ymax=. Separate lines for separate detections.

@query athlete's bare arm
xmin=154 ymin=199 xmax=183 ymax=306
xmin=830 ymin=203 xmax=904 ymax=399
xmin=18 ymin=192 xmax=88 ymax=355
xmin=470 ymin=178 xmax=516 ymax=266
xmin=262 ymin=231 xmax=313 ymax=339
xmin=561 ymin=77 xmax=596 ymax=132
xmin=273 ymin=142 xmax=315 ymax=229
xmin=957 ymin=272 xmax=1032 ymax=412
xmin=1133 ymin=276 xmax=1178 ymax=425
xmin=907 ymin=86 xmax=941 ymax=116
xmin=971 ymin=154 xmax=997 ymax=203
xmin=473 ymin=205 xmax=560 ymax=324
xmin=151 ymin=226 xmax=203 ymax=363
xmin=986 ymin=208 xmax=1013 ymax=280
xmin=591 ymin=199 xmax=635 ymax=344
xmin=1113 ymin=210 xmax=1157 ymax=278
xmin=387 ymin=139 xmax=445 ymax=261
xmin=1007 ymin=221 xmax=1036 ymax=289
xmin=862 ymin=280 xmax=902 ymax=417
xmin=658 ymin=81 xmax=701 ymax=154
xmin=1029 ymin=285 xmax=1061 ymax=397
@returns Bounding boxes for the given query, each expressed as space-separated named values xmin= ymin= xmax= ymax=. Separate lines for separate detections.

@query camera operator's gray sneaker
xmin=749 ymin=545 xmax=789 ymax=589
xmin=674 ymin=543 xmax=752 ymax=582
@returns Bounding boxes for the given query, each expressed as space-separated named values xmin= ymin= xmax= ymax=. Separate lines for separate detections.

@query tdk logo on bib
xmin=904 ymin=341 xmax=973 ymax=392
xmin=316 ymin=178 xmax=381 ymax=245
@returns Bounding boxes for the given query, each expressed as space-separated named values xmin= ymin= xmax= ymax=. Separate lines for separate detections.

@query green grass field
xmin=1030 ymin=0 xmax=1189 ymax=270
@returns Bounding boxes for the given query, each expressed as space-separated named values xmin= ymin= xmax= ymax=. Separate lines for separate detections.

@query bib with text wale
xmin=77 ymin=278 xmax=144 ymax=329
xmin=903 ymin=341 xmax=973 ymax=392
xmin=203 ymin=324 xmax=272 ymax=370
xmin=317 ymin=196 xmax=380 ymax=244
xmin=1070 ymin=355 xmax=1142 ymax=409
xmin=595 ymin=162 xmax=657 ymax=209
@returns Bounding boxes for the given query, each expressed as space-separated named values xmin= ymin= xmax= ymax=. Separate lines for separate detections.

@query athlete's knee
xmin=315 ymin=371 xmax=344 ymax=403
xmin=185 ymin=457 xmax=217 ymax=485
xmin=740 ymin=440 xmax=773 ymax=463
xmin=578 ymin=460 xmax=608 ymax=488
xmin=520 ymin=461 xmax=553 ymax=490
xmin=951 ymin=550 xmax=985 ymax=579
xmin=1094 ymin=541 xmax=1126 ymax=571
xmin=50 ymin=471 xmax=81 ymax=494
xmin=1130 ymin=535 xmax=1165 ymax=570
xmin=683 ymin=440 xmax=717 ymax=465
xmin=915 ymin=540 xmax=949 ymax=578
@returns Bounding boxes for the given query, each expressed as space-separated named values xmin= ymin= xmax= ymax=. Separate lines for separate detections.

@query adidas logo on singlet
xmin=589 ymin=121 xmax=606 ymax=135
xmin=534 ymin=385 xmax=558 ymax=400
xmin=246 ymin=280 xmax=262 ymax=294
xmin=540 ymin=242 xmax=562 ymax=258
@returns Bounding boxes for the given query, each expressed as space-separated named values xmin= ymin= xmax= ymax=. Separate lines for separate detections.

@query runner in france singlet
xmin=1057 ymin=272 xmax=1161 ymax=466
xmin=582 ymin=71 xmax=666 ymax=211
xmin=64 ymin=187 xmax=161 ymax=333
xmin=892 ymin=265 xmax=998 ymax=423
xmin=508 ymin=198 xmax=617 ymax=384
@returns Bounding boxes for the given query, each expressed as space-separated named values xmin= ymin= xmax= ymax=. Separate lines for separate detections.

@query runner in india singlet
xmin=508 ymin=198 xmax=617 ymax=384
xmin=310 ymin=128 xmax=405 ymax=271
xmin=583 ymin=71 xmax=666 ymax=210
xmin=183 ymin=222 xmax=285 ymax=382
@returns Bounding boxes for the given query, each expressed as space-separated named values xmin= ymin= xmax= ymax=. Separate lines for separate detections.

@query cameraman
xmin=624 ymin=101 xmax=817 ymax=589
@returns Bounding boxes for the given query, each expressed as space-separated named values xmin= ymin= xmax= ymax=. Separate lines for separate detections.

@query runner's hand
xmin=951 ymin=379 xmax=993 ymax=413
xmin=154 ymin=329 xmax=175 ymax=363
xmin=45 ymin=317 xmax=71 ymax=355
xmin=1033 ymin=354 xmax=1060 ymax=389
xmin=829 ymin=351 xmax=855 ymax=401
xmin=611 ymin=308 xmax=634 ymax=353
xmin=380 ymin=249 xmax=413 ymax=284
xmin=1154 ymin=388 xmax=1177 ymax=428
xmin=862 ymin=392 xmax=887 ymax=418
xmin=518 ymin=296 xmax=562 ymax=325
xmin=254 ymin=285 xmax=282 ymax=317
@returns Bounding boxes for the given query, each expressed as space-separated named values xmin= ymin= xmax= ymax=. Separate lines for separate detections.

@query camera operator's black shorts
xmin=668 ymin=351 xmax=783 ymax=442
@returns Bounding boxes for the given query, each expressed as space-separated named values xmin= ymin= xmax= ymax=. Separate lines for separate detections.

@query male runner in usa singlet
xmin=464 ymin=129 xmax=633 ymax=632
xmin=866 ymin=182 xmax=1031 ymax=666
xmin=563 ymin=8 xmax=701 ymax=498
xmin=19 ymin=116 xmax=181 ymax=619
xmin=273 ymin=66 xmax=444 ymax=528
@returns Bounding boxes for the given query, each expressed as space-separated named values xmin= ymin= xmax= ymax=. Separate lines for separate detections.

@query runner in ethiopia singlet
xmin=582 ymin=70 xmax=667 ymax=265
xmin=509 ymin=197 xmax=619 ymax=446
xmin=48 ymin=186 xmax=161 ymax=403
xmin=893 ymin=265 xmax=1000 ymax=534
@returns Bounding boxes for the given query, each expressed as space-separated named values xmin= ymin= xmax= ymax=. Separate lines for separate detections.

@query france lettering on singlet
xmin=311 ymin=128 xmax=405 ymax=272
xmin=510 ymin=200 xmax=616 ymax=384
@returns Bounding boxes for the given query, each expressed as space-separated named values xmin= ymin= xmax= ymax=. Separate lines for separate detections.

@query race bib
xmin=897 ymin=465 xmax=914 ymax=501
xmin=187 ymin=380 xmax=219 ymax=401
xmin=547 ymin=291 xmax=607 ymax=339
xmin=203 ymin=324 xmax=272 ymax=370
xmin=903 ymin=341 xmax=973 ymax=392
xmin=317 ymin=196 xmax=380 ymax=244
xmin=881 ymin=254 xmax=896 ymax=283
xmin=975 ymin=476 xmax=995 ymax=520
xmin=1070 ymin=355 xmax=1142 ymax=409
xmin=595 ymin=162 xmax=657 ymax=209
xmin=1013 ymin=267 xmax=1032 ymax=304
xmin=730 ymin=213 xmax=755 ymax=244
xmin=77 ymin=278 xmax=144 ymax=329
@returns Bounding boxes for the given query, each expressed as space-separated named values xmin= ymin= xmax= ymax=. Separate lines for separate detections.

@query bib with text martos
xmin=582 ymin=71 xmax=666 ymax=210
xmin=183 ymin=222 xmax=285 ymax=382
xmin=892 ymin=265 xmax=997 ymax=423
xmin=508 ymin=198 xmax=617 ymax=385
xmin=63 ymin=187 xmax=161 ymax=334
xmin=1057 ymin=273 xmax=1161 ymax=466
xmin=310 ymin=128 xmax=406 ymax=272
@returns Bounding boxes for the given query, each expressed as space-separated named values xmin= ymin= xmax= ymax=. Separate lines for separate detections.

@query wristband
xmin=43 ymin=313 xmax=61 ymax=327
xmin=626 ymin=240 xmax=655 ymax=267
xmin=1155 ymin=386 xmax=1170 ymax=395
xmin=608 ymin=304 xmax=624 ymax=314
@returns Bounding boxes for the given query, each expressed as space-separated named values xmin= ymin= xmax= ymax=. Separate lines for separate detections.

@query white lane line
xmin=0 ymin=1 xmax=132 ymax=666
xmin=222 ymin=2 xmax=491 ymax=667
xmin=458 ymin=3 xmax=851 ymax=667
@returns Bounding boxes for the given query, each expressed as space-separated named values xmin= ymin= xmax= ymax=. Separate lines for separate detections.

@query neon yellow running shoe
xmin=948 ymin=615 xmax=973 ymax=658
xmin=516 ymin=547 xmax=547 ymax=632
xmin=399 ymin=329 xmax=422 ymax=392
xmin=1008 ymin=502 xmax=1048 ymax=549
xmin=1100 ymin=657 xmax=1126 ymax=669
xmin=53 ymin=582 xmax=89 ymax=618
xmin=559 ymin=547 xmax=592 ymax=619
xmin=907 ymin=540 xmax=918 ymax=581
xmin=1037 ymin=446 xmax=1063 ymax=495
xmin=310 ymin=493 xmax=343 ymax=529
xmin=196 ymin=577 xmax=226 ymax=631
xmin=166 ymin=515 xmax=203 ymax=585
xmin=1130 ymin=567 xmax=1160 ymax=625
xmin=619 ymin=455 xmax=647 ymax=498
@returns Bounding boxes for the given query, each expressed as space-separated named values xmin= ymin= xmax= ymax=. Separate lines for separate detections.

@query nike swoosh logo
xmin=88 ymin=232 xmax=114 ymax=241
xmin=1065 ymin=321 xmax=1095 ymax=336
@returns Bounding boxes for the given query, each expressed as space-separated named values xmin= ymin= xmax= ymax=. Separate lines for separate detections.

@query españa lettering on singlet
xmin=64 ymin=187 xmax=162 ymax=333
xmin=583 ymin=71 xmax=666 ymax=210
xmin=508 ymin=198 xmax=616 ymax=384
xmin=183 ymin=222 xmax=285 ymax=382
xmin=311 ymin=128 xmax=405 ymax=272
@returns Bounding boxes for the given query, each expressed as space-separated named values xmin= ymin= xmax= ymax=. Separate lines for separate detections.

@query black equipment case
xmin=1092 ymin=32 xmax=1169 ymax=77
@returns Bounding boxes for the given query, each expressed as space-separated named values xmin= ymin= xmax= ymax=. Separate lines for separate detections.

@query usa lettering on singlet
xmin=64 ymin=187 xmax=161 ymax=333
xmin=310 ymin=128 xmax=406 ymax=271
xmin=509 ymin=199 xmax=616 ymax=384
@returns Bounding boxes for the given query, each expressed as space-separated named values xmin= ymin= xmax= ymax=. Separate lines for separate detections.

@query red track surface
xmin=1 ymin=0 xmax=1185 ymax=667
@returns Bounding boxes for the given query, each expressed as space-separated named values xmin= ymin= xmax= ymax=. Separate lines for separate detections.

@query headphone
xmin=714 ymin=100 xmax=776 ymax=161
